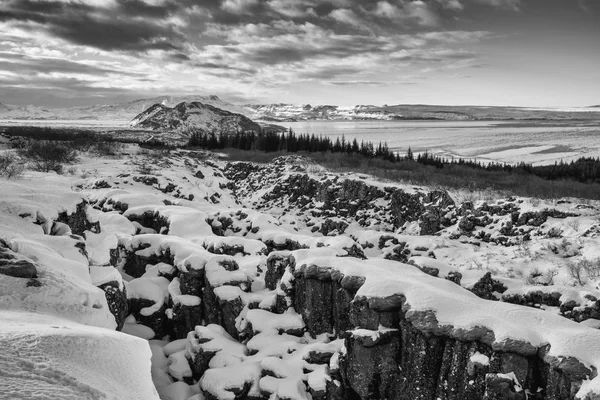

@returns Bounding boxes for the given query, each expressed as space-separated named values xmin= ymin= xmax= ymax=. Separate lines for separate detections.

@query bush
xmin=91 ymin=141 xmax=123 ymax=157
xmin=19 ymin=140 xmax=79 ymax=173
xmin=0 ymin=152 xmax=24 ymax=179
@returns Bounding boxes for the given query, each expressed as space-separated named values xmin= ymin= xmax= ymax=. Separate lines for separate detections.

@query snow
xmin=164 ymin=338 xmax=189 ymax=356
xmin=126 ymin=278 xmax=167 ymax=316
xmin=470 ymin=351 xmax=490 ymax=366
xmin=6 ymin=143 xmax=600 ymax=399
xmin=0 ymin=310 xmax=159 ymax=400
xmin=158 ymin=382 xmax=195 ymax=400
xmin=240 ymin=308 xmax=305 ymax=335
xmin=200 ymin=362 xmax=262 ymax=400
xmin=350 ymin=326 xmax=399 ymax=340
xmin=9 ymin=237 xmax=91 ymax=283
xmin=168 ymin=278 xmax=201 ymax=306
xmin=90 ymin=266 xmax=123 ymax=289
xmin=168 ymin=350 xmax=193 ymax=380
xmin=123 ymin=322 xmax=156 ymax=340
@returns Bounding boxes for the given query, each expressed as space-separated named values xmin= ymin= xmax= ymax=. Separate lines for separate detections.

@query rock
xmin=342 ymin=329 xmax=402 ymax=400
xmin=56 ymin=201 xmax=101 ymax=236
xmin=266 ymin=253 xmax=294 ymax=290
xmin=0 ymin=244 xmax=38 ymax=279
xmin=98 ymin=281 xmax=128 ymax=331
xmin=470 ymin=272 xmax=508 ymax=300
xmin=483 ymin=373 xmax=526 ymax=400
xmin=171 ymin=303 xmax=203 ymax=340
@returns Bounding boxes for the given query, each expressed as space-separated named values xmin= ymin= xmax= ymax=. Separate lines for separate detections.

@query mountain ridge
xmin=2 ymin=96 xmax=600 ymax=122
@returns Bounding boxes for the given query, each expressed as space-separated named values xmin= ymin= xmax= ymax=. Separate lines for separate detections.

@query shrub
xmin=91 ymin=141 xmax=123 ymax=157
xmin=0 ymin=152 xmax=24 ymax=179
xmin=567 ymin=260 xmax=587 ymax=286
xmin=19 ymin=140 xmax=79 ymax=173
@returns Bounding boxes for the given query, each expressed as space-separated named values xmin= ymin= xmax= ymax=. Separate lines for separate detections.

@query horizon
xmin=2 ymin=95 xmax=600 ymax=110
xmin=1 ymin=0 xmax=599 ymax=108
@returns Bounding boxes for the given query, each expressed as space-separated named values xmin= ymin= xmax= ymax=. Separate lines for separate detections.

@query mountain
xmin=0 ymin=95 xmax=247 ymax=121
xmin=131 ymin=101 xmax=262 ymax=133
xmin=243 ymin=103 xmax=402 ymax=121
xmin=243 ymin=103 xmax=600 ymax=121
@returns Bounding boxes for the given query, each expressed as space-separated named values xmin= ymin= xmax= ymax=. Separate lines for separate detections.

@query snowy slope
xmin=0 ymin=310 xmax=159 ymax=400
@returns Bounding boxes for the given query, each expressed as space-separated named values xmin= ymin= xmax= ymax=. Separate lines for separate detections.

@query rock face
xmin=131 ymin=101 xmax=262 ymax=133
xmin=277 ymin=259 xmax=591 ymax=400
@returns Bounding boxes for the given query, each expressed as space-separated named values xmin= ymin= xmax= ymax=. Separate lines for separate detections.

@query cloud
xmin=0 ymin=0 xmax=188 ymax=53
xmin=329 ymin=8 xmax=364 ymax=28
xmin=470 ymin=0 xmax=520 ymax=11
xmin=267 ymin=0 xmax=317 ymax=18
xmin=221 ymin=0 xmax=260 ymax=14
xmin=0 ymin=0 xmax=508 ymax=106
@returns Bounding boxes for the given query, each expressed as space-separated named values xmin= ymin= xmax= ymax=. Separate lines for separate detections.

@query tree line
xmin=187 ymin=128 xmax=600 ymax=185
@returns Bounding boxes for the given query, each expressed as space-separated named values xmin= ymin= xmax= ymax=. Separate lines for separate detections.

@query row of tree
xmin=187 ymin=128 xmax=600 ymax=184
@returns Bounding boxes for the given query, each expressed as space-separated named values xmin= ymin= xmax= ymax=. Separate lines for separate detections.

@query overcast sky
xmin=1 ymin=0 xmax=599 ymax=107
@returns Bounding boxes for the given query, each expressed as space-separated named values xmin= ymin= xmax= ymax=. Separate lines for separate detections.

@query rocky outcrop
xmin=264 ymin=256 xmax=594 ymax=400
xmin=131 ymin=101 xmax=262 ymax=133
xmin=225 ymin=157 xmax=456 ymax=235
xmin=0 ymin=241 xmax=38 ymax=279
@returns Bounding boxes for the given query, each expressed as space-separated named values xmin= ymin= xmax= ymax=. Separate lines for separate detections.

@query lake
xmin=283 ymin=120 xmax=600 ymax=165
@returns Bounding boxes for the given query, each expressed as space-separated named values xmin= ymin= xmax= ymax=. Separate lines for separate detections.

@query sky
xmin=0 ymin=0 xmax=599 ymax=108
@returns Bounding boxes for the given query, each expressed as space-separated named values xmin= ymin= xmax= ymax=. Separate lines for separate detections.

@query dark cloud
xmin=0 ymin=52 xmax=129 ymax=76
xmin=0 ymin=0 xmax=187 ymax=52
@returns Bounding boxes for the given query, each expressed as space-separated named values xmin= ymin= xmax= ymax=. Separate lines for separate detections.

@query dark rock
xmin=0 ymin=244 xmax=38 ymax=279
xmin=56 ymin=201 xmax=101 ymax=236
xmin=98 ymin=280 xmax=128 ymax=331
xmin=483 ymin=373 xmax=526 ymax=400
xmin=265 ymin=253 xmax=294 ymax=290
xmin=171 ymin=303 xmax=203 ymax=340
xmin=470 ymin=272 xmax=508 ymax=300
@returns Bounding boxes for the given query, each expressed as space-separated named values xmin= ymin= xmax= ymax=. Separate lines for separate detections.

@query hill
xmin=130 ymin=101 xmax=262 ymax=133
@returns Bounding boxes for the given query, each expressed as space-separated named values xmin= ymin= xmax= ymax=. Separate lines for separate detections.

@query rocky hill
xmin=130 ymin=101 xmax=262 ymax=133
xmin=4 ymin=147 xmax=600 ymax=399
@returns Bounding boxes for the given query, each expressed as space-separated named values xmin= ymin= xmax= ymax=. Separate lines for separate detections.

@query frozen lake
xmin=284 ymin=120 xmax=600 ymax=165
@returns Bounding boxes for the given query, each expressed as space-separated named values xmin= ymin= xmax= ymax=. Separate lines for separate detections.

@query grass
xmin=221 ymin=149 xmax=600 ymax=200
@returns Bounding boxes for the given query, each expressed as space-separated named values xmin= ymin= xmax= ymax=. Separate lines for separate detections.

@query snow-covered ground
xmin=3 ymin=144 xmax=600 ymax=399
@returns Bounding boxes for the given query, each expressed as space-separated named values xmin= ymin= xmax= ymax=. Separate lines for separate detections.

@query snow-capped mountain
xmin=131 ymin=101 xmax=262 ymax=133
xmin=0 ymin=95 xmax=247 ymax=121
xmin=242 ymin=103 xmax=400 ymax=121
